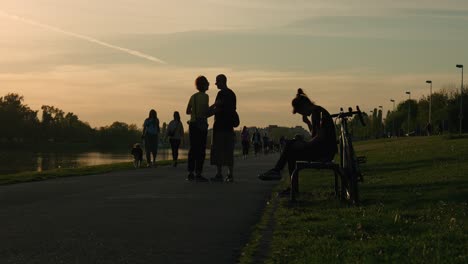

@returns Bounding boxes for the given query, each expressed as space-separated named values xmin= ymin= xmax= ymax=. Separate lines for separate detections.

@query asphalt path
xmin=0 ymin=154 xmax=279 ymax=264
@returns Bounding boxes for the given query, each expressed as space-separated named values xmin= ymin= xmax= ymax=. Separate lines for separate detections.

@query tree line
xmin=349 ymin=84 xmax=467 ymax=139
xmin=2 ymin=85 xmax=466 ymax=148
xmin=0 ymin=93 xmax=141 ymax=148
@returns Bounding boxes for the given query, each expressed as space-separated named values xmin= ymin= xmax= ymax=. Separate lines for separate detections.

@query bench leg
xmin=290 ymin=169 xmax=299 ymax=202
xmin=334 ymin=169 xmax=339 ymax=198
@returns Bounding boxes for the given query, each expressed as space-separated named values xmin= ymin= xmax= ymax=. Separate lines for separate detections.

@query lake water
xmin=0 ymin=148 xmax=192 ymax=175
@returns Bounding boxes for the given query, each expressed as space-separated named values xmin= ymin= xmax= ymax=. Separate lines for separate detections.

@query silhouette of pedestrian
xmin=252 ymin=128 xmax=262 ymax=156
xmin=142 ymin=109 xmax=160 ymax=167
xmin=167 ymin=111 xmax=184 ymax=167
xmin=209 ymin=74 xmax=237 ymax=182
xmin=186 ymin=76 xmax=210 ymax=182
xmin=241 ymin=126 xmax=250 ymax=159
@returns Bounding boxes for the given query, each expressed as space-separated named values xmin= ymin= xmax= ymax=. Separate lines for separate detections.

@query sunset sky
xmin=1 ymin=0 xmax=467 ymax=128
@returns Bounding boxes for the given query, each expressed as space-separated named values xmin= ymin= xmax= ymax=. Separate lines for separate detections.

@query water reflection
xmin=0 ymin=148 xmax=191 ymax=175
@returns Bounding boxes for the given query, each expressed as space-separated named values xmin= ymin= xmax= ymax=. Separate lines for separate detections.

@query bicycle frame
xmin=332 ymin=106 xmax=365 ymax=204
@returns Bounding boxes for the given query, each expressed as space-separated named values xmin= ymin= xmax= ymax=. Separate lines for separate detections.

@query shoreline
xmin=0 ymin=159 xmax=185 ymax=186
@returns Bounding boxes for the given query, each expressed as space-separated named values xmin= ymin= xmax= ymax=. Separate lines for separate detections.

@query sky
xmin=1 ymin=0 xmax=467 ymax=128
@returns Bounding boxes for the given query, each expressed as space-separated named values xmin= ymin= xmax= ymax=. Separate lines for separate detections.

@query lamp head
xmin=390 ymin=99 xmax=395 ymax=102
xmin=426 ymin=80 xmax=432 ymax=84
xmin=456 ymin=64 xmax=463 ymax=68
xmin=406 ymin=91 xmax=411 ymax=94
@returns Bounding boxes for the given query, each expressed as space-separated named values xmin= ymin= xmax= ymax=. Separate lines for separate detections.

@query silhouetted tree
xmin=0 ymin=94 xmax=39 ymax=141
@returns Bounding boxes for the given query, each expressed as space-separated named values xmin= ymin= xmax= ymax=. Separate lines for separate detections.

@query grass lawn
xmin=242 ymin=136 xmax=467 ymax=263
xmin=0 ymin=159 xmax=180 ymax=185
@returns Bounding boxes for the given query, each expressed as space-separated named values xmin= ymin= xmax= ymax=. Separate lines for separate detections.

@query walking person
xmin=252 ymin=128 xmax=262 ymax=156
xmin=186 ymin=76 xmax=210 ymax=182
xmin=241 ymin=126 xmax=250 ymax=159
xmin=262 ymin=132 xmax=269 ymax=155
xmin=167 ymin=111 xmax=184 ymax=167
xmin=279 ymin=136 xmax=286 ymax=152
xmin=142 ymin=109 xmax=160 ymax=167
xmin=259 ymin=88 xmax=337 ymax=181
xmin=209 ymin=74 xmax=238 ymax=182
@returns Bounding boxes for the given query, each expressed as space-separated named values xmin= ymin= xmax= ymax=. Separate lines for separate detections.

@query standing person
xmin=167 ymin=111 xmax=184 ymax=167
xmin=262 ymin=132 xmax=269 ymax=155
xmin=186 ymin=76 xmax=210 ymax=182
xmin=279 ymin=136 xmax=286 ymax=152
xmin=142 ymin=109 xmax=160 ymax=167
xmin=252 ymin=128 xmax=262 ymax=156
xmin=259 ymin=88 xmax=337 ymax=181
xmin=241 ymin=126 xmax=250 ymax=159
xmin=209 ymin=74 xmax=237 ymax=182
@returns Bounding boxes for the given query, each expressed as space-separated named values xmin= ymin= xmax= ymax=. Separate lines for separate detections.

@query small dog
xmin=131 ymin=143 xmax=143 ymax=168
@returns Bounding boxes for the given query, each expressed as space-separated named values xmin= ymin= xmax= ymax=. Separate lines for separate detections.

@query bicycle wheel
xmin=338 ymin=136 xmax=348 ymax=200
xmin=339 ymin=136 xmax=352 ymax=202
xmin=346 ymin=137 xmax=359 ymax=204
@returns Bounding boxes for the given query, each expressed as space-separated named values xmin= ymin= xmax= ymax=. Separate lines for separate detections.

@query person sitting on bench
xmin=259 ymin=88 xmax=337 ymax=180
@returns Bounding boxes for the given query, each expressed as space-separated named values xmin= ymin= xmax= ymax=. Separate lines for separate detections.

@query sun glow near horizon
xmin=0 ymin=0 xmax=467 ymax=128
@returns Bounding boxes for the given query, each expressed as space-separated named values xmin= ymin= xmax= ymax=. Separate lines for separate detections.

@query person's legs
xmin=196 ymin=128 xmax=207 ymax=175
xmin=272 ymin=139 xmax=302 ymax=172
xmin=152 ymin=135 xmax=158 ymax=166
xmin=187 ymin=124 xmax=196 ymax=176
xmin=170 ymin=139 xmax=176 ymax=161
xmin=225 ymin=131 xmax=235 ymax=181
xmin=144 ymin=136 xmax=151 ymax=166
xmin=169 ymin=138 xmax=179 ymax=167
xmin=173 ymin=139 xmax=181 ymax=161
xmin=210 ymin=130 xmax=223 ymax=181
xmin=259 ymin=139 xmax=328 ymax=180
xmin=243 ymin=141 xmax=250 ymax=159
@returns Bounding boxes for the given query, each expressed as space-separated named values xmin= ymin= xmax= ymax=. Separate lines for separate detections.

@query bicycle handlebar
xmin=331 ymin=106 xmax=366 ymax=126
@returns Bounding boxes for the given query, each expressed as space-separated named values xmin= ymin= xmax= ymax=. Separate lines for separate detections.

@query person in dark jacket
xmin=142 ymin=109 xmax=160 ymax=167
xmin=209 ymin=74 xmax=237 ymax=182
xmin=166 ymin=111 xmax=184 ymax=167
xmin=259 ymin=88 xmax=337 ymax=180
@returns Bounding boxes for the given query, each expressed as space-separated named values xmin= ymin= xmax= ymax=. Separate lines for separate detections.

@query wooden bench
xmin=290 ymin=161 xmax=342 ymax=202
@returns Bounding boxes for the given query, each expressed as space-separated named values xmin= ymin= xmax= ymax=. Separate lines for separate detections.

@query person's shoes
xmin=195 ymin=174 xmax=209 ymax=182
xmin=146 ymin=162 xmax=152 ymax=168
xmin=258 ymin=169 xmax=282 ymax=181
xmin=173 ymin=161 xmax=178 ymax=167
xmin=186 ymin=173 xmax=195 ymax=181
xmin=210 ymin=174 xmax=223 ymax=182
xmin=225 ymin=175 xmax=234 ymax=182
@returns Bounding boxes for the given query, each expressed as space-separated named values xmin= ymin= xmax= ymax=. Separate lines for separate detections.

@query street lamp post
xmin=426 ymin=80 xmax=432 ymax=125
xmin=379 ymin=105 xmax=384 ymax=137
xmin=390 ymin=99 xmax=395 ymax=136
xmin=456 ymin=64 xmax=464 ymax=135
xmin=406 ymin=91 xmax=411 ymax=136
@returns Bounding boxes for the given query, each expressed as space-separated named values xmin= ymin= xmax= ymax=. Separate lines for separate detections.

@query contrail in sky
xmin=0 ymin=10 xmax=167 ymax=64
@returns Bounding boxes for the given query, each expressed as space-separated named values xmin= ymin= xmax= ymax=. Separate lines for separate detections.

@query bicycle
xmin=289 ymin=106 xmax=366 ymax=204
xmin=330 ymin=106 xmax=367 ymax=204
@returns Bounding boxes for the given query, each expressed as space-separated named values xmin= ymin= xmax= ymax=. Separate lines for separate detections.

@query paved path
xmin=0 ymin=155 xmax=279 ymax=264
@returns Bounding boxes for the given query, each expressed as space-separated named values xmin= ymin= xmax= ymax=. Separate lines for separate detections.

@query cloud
xmin=0 ymin=10 xmax=167 ymax=64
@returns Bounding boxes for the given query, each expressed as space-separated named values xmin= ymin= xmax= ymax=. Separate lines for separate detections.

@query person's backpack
xmin=167 ymin=122 xmax=178 ymax=137
xmin=232 ymin=111 xmax=240 ymax=128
